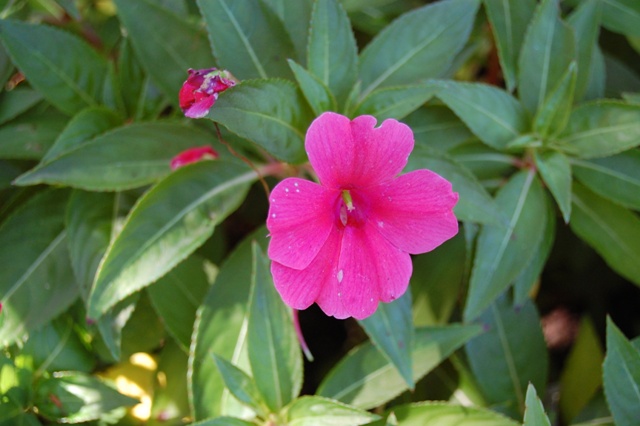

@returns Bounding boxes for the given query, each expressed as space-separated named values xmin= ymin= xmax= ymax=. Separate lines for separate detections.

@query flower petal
xmin=305 ymin=112 xmax=414 ymax=189
xmin=267 ymin=178 xmax=337 ymax=269
xmin=367 ymin=169 xmax=459 ymax=254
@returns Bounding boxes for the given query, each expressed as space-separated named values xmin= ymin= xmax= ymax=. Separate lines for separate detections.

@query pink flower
xmin=266 ymin=112 xmax=459 ymax=320
xmin=170 ymin=146 xmax=218 ymax=170
xmin=179 ymin=68 xmax=236 ymax=119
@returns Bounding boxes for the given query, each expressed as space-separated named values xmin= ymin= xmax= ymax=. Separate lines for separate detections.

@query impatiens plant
xmin=1 ymin=0 xmax=640 ymax=425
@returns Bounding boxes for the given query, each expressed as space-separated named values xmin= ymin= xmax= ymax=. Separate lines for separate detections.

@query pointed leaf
xmin=600 ymin=0 xmax=640 ymax=37
xmin=533 ymin=62 xmax=577 ymax=138
xmin=317 ymin=324 xmax=482 ymax=409
xmin=358 ymin=0 xmax=480 ymax=99
xmin=288 ymin=60 xmax=337 ymax=116
xmin=524 ymin=384 xmax=551 ymax=426
xmin=535 ymin=150 xmax=572 ymax=222
xmin=352 ymin=84 xmax=436 ymax=121
xmin=197 ymin=0 xmax=295 ymax=79
xmin=88 ymin=161 xmax=255 ymax=318
xmin=191 ymin=418 xmax=255 ymax=426
xmin=389 ymin=401 xmax=521 ymax=425
xmin=286 ymin=396 xmax=379 ymax=426
xmin=0 ymin=109 xmax=68 ymax=160
xmin=212 ymin=354 xmax=269 ymax=417
xmin=567 ymin=0 xmax=601 ymax=101
xmin=359 ymin=291 xmax=414 ymax=389
xmin=261 ymin=0 xmax=312 ymax=63
xmin=0 ymin=87 xmax=43 ymax=126
xmin=464 ymin=170 xmax=547 ymax=320
xmin=404 ymin=106 xmax=474 ymax=152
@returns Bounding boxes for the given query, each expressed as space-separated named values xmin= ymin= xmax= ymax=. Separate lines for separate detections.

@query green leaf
xmin=94 ymin=295 xmax=139 ymax=362
xmin=0 ymin=109 xmax=68 ymax=160
xmin=212 ymin=354 xmax=269 ymax=417
xmin=358 ymin=0 xmax=480 ymax=99
xmin=535 ymin=150 xmax=572 ymax=222
xmin=261 ymin=0 xmax=312 ymax=63
xmin=286 ymin=396 xmax=379 ymax=426
xmin=404 ymin=106 xmax=474 ymax=152
xmin=88 ymin=161 xmax=255 ymax=318
xmin=247 ymin=243 xmax=302 ymax=411
xmin=533 ymin=62 xmax=577 ymax=138
xmin=34 ymin=372 xmax=137 ymax=423
xmin=189 ymin=228 xmax=268 ymax=420
xmin=464 ymin=170 xmax=547 ymax=320
xmin=307 ymin=0 xmax=358 ymax=106
xmin=114 ymin=0 xmax=215 ymax=103
xmin=288 ymin=60 xmax=337 ymax=116
xmin=147 ymin=255 xmax=211 ymax=351
xmin=197 ymin=0 xmax=295 ymax=79
xmin=600 ymin=0 xmax=640 ymax=37
xmin=14 ymin=122 xmax=218 ymax=191
xmin=0 ymin=190 xmax=78 ymax=347
xmin=317 ymin=324 xmax=482 ymax=410
xmin=603 ymin=317 xmax=640 ymax=426
xmin=482 ymin=0 xmax=536 ymax=92
xmin=559 ymin=317 xmax=604 ymax=424
xmin=558 ymin=101 xmax=640 ymax=158
xmin=208 ymin=79 xmax=313 ymax=163
xmin=0 ymin=87 xmax=43 ymax=125
xmin=584 ymin=45 xmax=606 ymax=101
xmin=572 ymin=150 xmax=640 ymax=211
xmin=406 ymin=144 xmax=505 ymax=226
xmin=523 ymin=384 xmax=551 ymax=426
xmin=447 ymin=142 xmax=516 ymax=185
xmin=352 ymin=84 xmax=436 ymax=121
xmin=466 ymin=296 xmax=548 ymax=418
xmin=389 ymin=402 xmax=520 ymax=425
xmin=150 ymin=338 xmax=190 ymax=422
xmin=0 ymin=20 xmax=107 ymax=115
xmin=434 ymin=81 xmax=530 ymax=150
xmin=567 ymin=0 xmax=601 ymax=101
xmin=518 ymin=0 xmax=576 ymax=115
xmin=359 ymin=291 xmax=414 ymax=389
xmin=570 ymin=182 xmax=640 ymax=287
xmin=191 ymin=418 xmax=255 ymax=426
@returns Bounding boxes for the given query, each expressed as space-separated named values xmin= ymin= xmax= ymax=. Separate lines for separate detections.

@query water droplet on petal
xmin=337 ymin=270 xmax=344 ymax=283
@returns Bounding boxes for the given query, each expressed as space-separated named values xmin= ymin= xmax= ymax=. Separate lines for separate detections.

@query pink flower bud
xmin=170 ymin=146 xmax=219 ymax=170
xmin=179 ymin=68 xmax=237 ymax=119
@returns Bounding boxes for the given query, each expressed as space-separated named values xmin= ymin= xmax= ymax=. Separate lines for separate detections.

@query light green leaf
xmin=570 ymin=182 xmax=640 ymax=287
xmin=533 ymin=62 xmax=577 ymax=138
xmin=286 ymin=396 xmax=379 ymax=426
xmin=358 ymin=0 xmax=480 ymax=99
xmin=559 ymin=101 xmax=640 ymax=159
xmin=567 ymin=0 xmax=601 ymax=101
xmin=434 ymin=81 xmax=530 ymax=150
xmin=352 ymin=84 xmax=436 ymax=121
xmin=464 ymin=170 xmax=547 ymax=320
xmin=197 ymin=0 xmax=295 ymax=79
xmin=212 ymin=354 xmax=269 ymax=417
xmin=482 ymin=0 xmax=536 ymax=92
xmin=600 ymin=0 xmax=640 ymax=37
xmin=518 ymin=0 xmax=576 ymax=114
xmin=0 ymin=87 xmax=43 ymax=125
xmin=88 ymin=161 xmax=255 ymax=318
xmin=149 ymin=338 xmax=190 ymax=423
xmin=535 ymin=150 xmax=572 ymax=222
xmin=603 ymin=318 xmax=640 ymax=426
xmin=191 ymin=418 xmax=255 ymax=426
xmin=0 ymin=20 xmax=107 ymax=115
xmin=208 ymin=79 xmax=313 ymax=163
xmin=288 ymin=59 xmax=337 ymax=116
xmin=524 ymin=384 xmax=551 ymax=426
xmin=359 ymin=291 xmax=414 ymax=389
xmin=317 ymin=324 xmax=482 ymax=410
xmin=389 ymin=401 xmax=520 ymax=426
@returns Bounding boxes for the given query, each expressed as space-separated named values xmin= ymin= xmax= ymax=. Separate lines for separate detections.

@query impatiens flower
xmin=179 ymin=68 xmax=236 ymax=119
xmin=170 ymin=146 xmax=218 ymax=170
xmin=266 ymin=112 xmax=459 ymax=320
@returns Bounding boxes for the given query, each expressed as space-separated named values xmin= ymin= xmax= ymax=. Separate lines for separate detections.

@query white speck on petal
xmin=378 ymin=221 xmax=384 ymax=228
xmin=271 ymin=198 xmax=275 ymax=202
xmin=272 ymin=213 xmax=276 ymax=218
xmin=294 ymin=182 xmax=299 ymax=187
xmin=285 ymin=188 xmax=289 ymax=193
xmin=296 ymin=189 xmax=300 ymax=193
xmin=370 ymin=298 xmax=374 ymax=302
xmin=337 ymin=270 xmax=344 ymax=283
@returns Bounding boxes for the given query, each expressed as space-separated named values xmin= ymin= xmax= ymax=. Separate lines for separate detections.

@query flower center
xmin=336 ymin=189 xmax=367 ymax=228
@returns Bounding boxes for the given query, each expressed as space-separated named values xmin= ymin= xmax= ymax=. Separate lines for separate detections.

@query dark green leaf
xmin=286 ymin=396 xmax=379 ymax=425
xmin=208 ymin=79 xmax=313 ymax=163
xmin=197 ymin=0 xmax=295 ymax=79
xmin=191 ymin=418 xmax=255 ymax=426
xmin=572 ymin=150 xmax=640 ymax=211
xmin=600 ymin=0 xmax=640 ymax=37
xmin=352 ymin=85 xmax=436 ymax=121
xmin=0 ymin=87 xmax=43 ymax=125
xmin=558 ymin=101 xmax=640 ymax=159
xmin=449 ymin=142 xmax=517 ymax=181
xmin=114 ymin=0 xmax=215 ymax=103
xmin=466 ymin=296 xmax=548 ymax=418
xmin=524 ymin=384 xmax=551 ymax=426
xmin=603 ymin=318 xmax=640 ymax=426
xmin=358 ymin=0 xmax=480 ymax=99
xmin=535 ymin=150 xmax=572 ymax=222
xmin=307 ymin=0 xmax=358 ymax=106
xmin=15 ymin=122 xmax=219 ymax=191
xmin=390 ymin=402 xmax=520 ymax=425
xmin=261 ymin=0 xmax=312 ymax=63
xmin=404 ymin=106 xmax=474 ymax=152
xmin=434 ymin=81 xmax=530 ymax=150
xmin=288 ymin=59 xmax=337 ymax=116
xmin=464 ymin=170 xmax=547 ymax=320
xmin=533 ymin=62 xmax=577 ymax=138
xmin=0 ymin=44 xmax=13 ymax=92
xmin=570 ymin=182 xmax=640 ymax=287
xmin=0 ymin=190 xmax=78 ymax=346
xmin=567 ymin=0 xmax=601 ymax=101
xmin=212 ymin=354 xmax=269 ymax=416
xmin=150 ymin=338 xmax=190 ymax=422
xmin=518 ymin=0 xmax=576 ymax=114
xmin=359 ymin=291 xmax=414 ymax=389
xmin=88 ymin=161 xmax=255 ymax=318
xmin=0 ymin=20 xmax=107 ymax=115
xmin=317 ymin=324 xmax=482 ymax=409
xmin=94 ymin=295 xmax=139 ymax=362
xmin=482 ymin=0 xmax=536 ymax=92
xmin=0 ymin=109 xmax=68 ymax=160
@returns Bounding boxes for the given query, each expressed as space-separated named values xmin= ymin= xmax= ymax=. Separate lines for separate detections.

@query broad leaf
xmin=317 ymin=324 xmax=482 ymax=409
xmin=535 ymin=150 xmax=572 ymax=222
xmin=359 ymin=291 xmax=414 ymax=389
xmin=464 ymin=170 xmax=546 ymax=320
xmin=603 ymin=318 xmax=640 ymax=426
xmin=0 ymin=87 xmax=43 ymax=126
xmin=518 ymin=0 xmax=575 ymax=114
xmin=567 ymin=0 xmax=601 ymax=101
xmin=212 ymin=354 xmax=269 ymax=417
xmin=88 ymin=161 xmax=255 ymax=318
xmin=523 ymin=384 xmax=551 ymax=426
xmin=191 ymin=418 xmax=255 ymax=426
xmin=352 ymin=84 xmax=436 ymax=121
xmin=389 ymin=402 xmax=520 ymax=426
xmin=434 ymin=81 xmax=530 ymax=150
xmin=0 ymin=109 xmax=68 ymax=160
xmin=197 ymin=0 xmax=295 ymax=79
xmin=286 ymin=396 xmax=379 ymax=426
xmin=0 ymin=20 xmax=107 ymax=115
xmin=466 ymin=296 xmax=548 ymax=418
xmin=114 ymin=0 xmax=214 ymax=103
xmin=404 ymin=106 xmax=474 ymax=152
xmin=600 ymin=0 xmax=640 ymax=37
xmin=533 ymin=62 xmax=577 ymax=138
xmin=288 ymin=60 xmax=337 ymax=116
xmin=208 ymin=79 xmax=313 ymax=163
xmin=358 ymin=0 xmax=479 ymax=99
xmin=261 ymin=0 xmax=312 ymax=63
xmin=0 ymin=190 xmax=78 ymax=346
xmin=570 ymin=182 xmax=640 ymax=287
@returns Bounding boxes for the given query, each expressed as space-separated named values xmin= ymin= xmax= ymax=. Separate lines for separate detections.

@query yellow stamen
xmin=342 ymin=190 xmax=355 ymax=211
